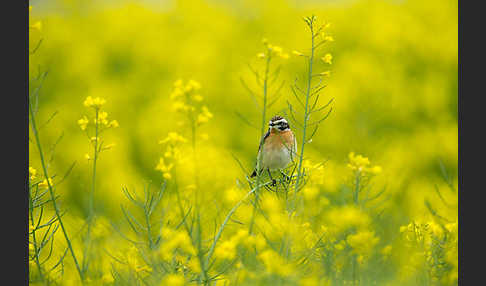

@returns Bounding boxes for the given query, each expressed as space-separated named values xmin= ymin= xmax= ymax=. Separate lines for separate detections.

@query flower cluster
xmin=38 ymin=178 xmax=53 ymax=189
xmin=346 ymin=230 xmax=380 ymax=263
xmin=170 ymin=79 xmax=213 ymax=126
xmin=156 ymin=132 xmax=187 ymax=180
xmin=29 ymin=167 xmax=37 ymax=181
xmin=347 ymin=152 xmax=382 ymax=175
xmin=214 ymin=229 xmax=265 ymax=260
xmin=78 ymin=96 xmax=118 ymax=160
xmin=258 ymin=38 xmax=289 ymax=59
xmin=159 ymin=227 xmax=196 ymax=260
xmin=399 ymin=220 xmax=458 ymax=284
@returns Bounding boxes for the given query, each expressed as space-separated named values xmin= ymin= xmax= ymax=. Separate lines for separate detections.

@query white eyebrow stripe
xmin=270 ymin=119 xmax=288 ymax=125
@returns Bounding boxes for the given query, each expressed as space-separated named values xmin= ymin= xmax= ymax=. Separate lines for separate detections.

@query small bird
xmin=250 ymin=115 xmax=297 ymax=184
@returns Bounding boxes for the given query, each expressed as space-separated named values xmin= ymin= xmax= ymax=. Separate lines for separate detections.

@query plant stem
xmin=88 ymin=108 xmax=99 ymax=221
xmin=249 ymin=53 xmax=272 ymax=235
xmin=29 ymin=190 xmax=46 ymax=283
xmin=354 ymin=172 xmax=361 ymax=204
xmin=206 ymin=181 xmax=271 ymax=267
xmin=82 ymin=108 xmax=100 ymax=273
xmin=29 ymin=98 xmax=84 ymax=281
xmin=292 ymin=18 xmax=316 ymax=212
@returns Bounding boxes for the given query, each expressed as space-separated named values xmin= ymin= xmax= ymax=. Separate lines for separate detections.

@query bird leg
xmin=267 ymin=168 xmax=276 ymax=186
xmin=280 ymin=170 xmax=291 ymax=182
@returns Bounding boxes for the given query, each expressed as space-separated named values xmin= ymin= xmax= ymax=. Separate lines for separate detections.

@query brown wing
xmin=250 ymin=129 xmax=270 ymax=177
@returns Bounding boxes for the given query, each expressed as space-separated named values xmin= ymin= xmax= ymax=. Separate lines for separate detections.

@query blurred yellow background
xmin=29 ymin=0 xmax=457 ymax=284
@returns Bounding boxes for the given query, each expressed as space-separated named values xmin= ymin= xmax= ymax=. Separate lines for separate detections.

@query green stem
xmin=292 ymin=20 xmax=316 ymax=212
xmin=144 ymin=205 xmax=154 ymax=249
xmin=82 ymin=108 xmax=99 ymax=273
xmin=354 ymin=172 xmax=361 ymax=205
xmin=29 ymin=189 xmax=46 ymax=283
xmin=206 ymin=181 xmax=271 ymax=267
xmin=29 ymin=98 xmax=84 ymax=281
xmin=88 ymin=108 xmax=99 ymax=219
xmin=249 ymin=53 xmax=272 ymax=235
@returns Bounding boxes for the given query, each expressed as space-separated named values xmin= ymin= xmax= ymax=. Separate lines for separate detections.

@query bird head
xmin=269 ymin=115 xmax=290 ymax=132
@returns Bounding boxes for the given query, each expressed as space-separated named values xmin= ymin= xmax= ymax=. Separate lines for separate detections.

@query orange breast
xmin=264 ymin=130 xmax=294 ymax=150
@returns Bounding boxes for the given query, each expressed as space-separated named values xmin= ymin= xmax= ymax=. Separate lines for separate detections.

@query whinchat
xmin=250 ymin=115 xmax=297 ymax=184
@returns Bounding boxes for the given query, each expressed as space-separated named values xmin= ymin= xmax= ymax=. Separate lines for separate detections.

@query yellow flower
xmin=292 ymin=50 xmax=305 ymax=56
xmin=324 ymin=35 xmax=334 ymax=42
xmin=159 ymin=228 xmax=196 ymax=260
xmin=170 ymin=88 xmax=183 ymax=100
xmin=83 ymin=96 xmax=106 ymax=108
xmin=85 ymin=153 xmax=91 ymax=160
xmin=200 ymin=133 xmax=209 ymax=141
xmin=102 ymin=143 xmax=116 ymax=151
xmin=155 ymin=158 xmax=173 ymax=180
xmin=159 ymin=132 xmax=187 ymax=145
xmin=29 ymin=167 xmax=37 ymax=180
xmin=30 ymin=21 xmax=42 ymax=31
xmin=318 ymin=71 xmax=331 ymax=77
xmin=214 ymin=239 xmax=237 ymax=260
xmin=271 ymin=45 xmax=282 ymax=54
xmin=187 ymin=258 xmax=201 ymax=273
xmin=347 ymin=152 xmax=382 ymax=175
xmin=101 ymin=273 xmax=114 ymax=283
xmin=321 ymin=53 xmax=333 ymax=64
xmin=346 ymin=230 xmax=380 ymax=258
xmin=325 ymin=205 xmax=370 ymax=233
xmin=161 ymin=274 xmax=185 ymax=286
xmin=94 ymin=111 xmax=109 ymax=125
xmin=303 ymin=186 xmax=319 ymax=200
xmin=107 ymin=120 xmax=119 ymax=128
xmin=174 ymin=79 xmax=183 ymax=88
xmin=135 ymin=265 xmax=153 ymax=273
xmin=77 ymin=116 xmax=89 ymax=130
xmin=38 ymin=178 xmax=53 ymax=189
xmin=258 ymin=249 xmax=293 ymax=276
xmin=196 ymin=106 xmax=213 ymax=125
xmin=381 ymin=245 xmax=392 ymax=257
xmin=187 ymin=79 xmax=201 ymax=91
xmin=172 ymin=101 xmax=190 ymax=112
xmin=257 ymin=52 xmax=265 ymax=59
xmin=193 ymin=94 xmax=203 ymax=102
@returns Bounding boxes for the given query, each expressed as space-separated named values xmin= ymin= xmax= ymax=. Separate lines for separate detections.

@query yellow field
xmin=29 ymin=0 xmax=457 ymax=285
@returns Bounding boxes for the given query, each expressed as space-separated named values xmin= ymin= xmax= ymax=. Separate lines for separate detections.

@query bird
xmin=250 ymin=115 xmax=297 ymax=185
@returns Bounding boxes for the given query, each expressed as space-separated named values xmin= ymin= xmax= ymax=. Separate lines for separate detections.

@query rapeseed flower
xmin=38 ymin=178 xmax=53 ymax=189
xmin=107 ymin=120 xmax=119 ymax=128
xmin=196 ymin=106 xmax=213 ymax=125
xmin=77 ymin=116 xmax=89 ymax=130
xmin=346 ymin=230 xmax=380 ymax=258
xmin=162 ymin=274 xmax=185 ymax=286
xmin=83 ymin=96 xmax=106 ymax=109
xmin=347 ymin=152 xmax=382 ymax=175
xmin=155 ymin=158 xmax=173 ymax=180
xmin=29 ymin=167 xmax=37 ymax=180
xmin=30 ymin=21 xmax=42 ymax=31
xmin=159 ymin=132 xmax=187 ymax=145
xmin=292 ymin=50 xmax=305 ymax=56
xmin=159 ymin=228 xmax=196 ymax=260
xmin=258 ymin=249 xmax=293 ymax=277
xmin=321 ymin=54 xmax=333 ymax=64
